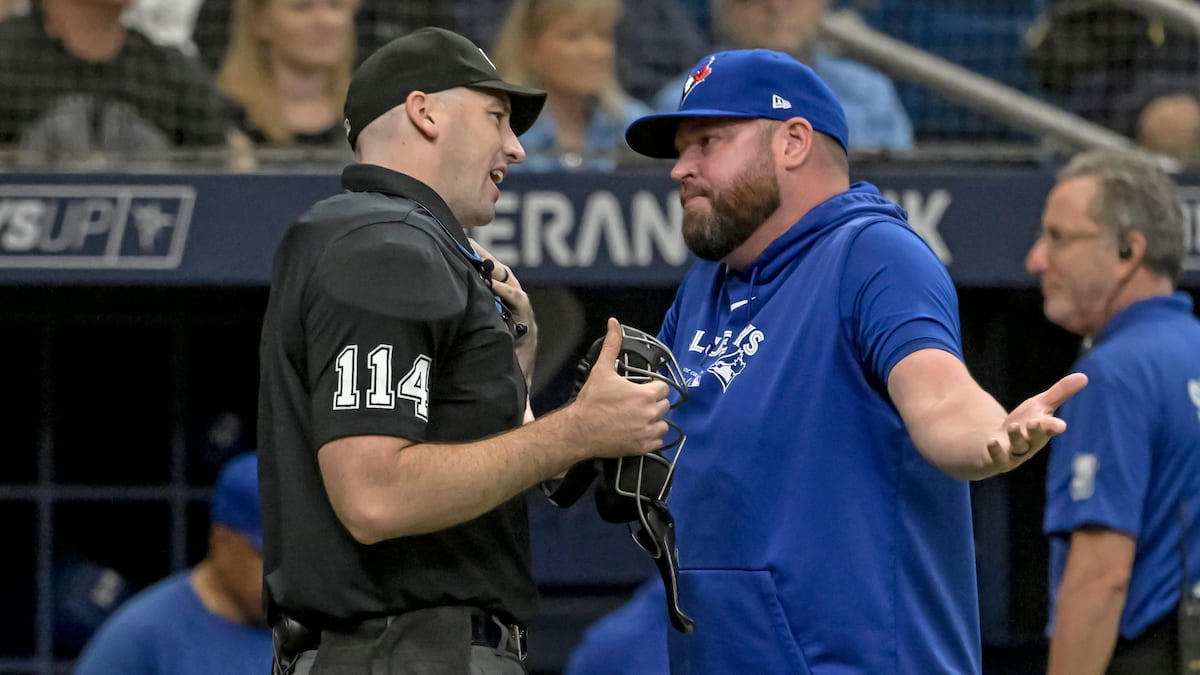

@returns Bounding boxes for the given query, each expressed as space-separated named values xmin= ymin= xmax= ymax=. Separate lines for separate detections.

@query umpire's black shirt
xmin=258 ymin=164 xmax=534 ymax=628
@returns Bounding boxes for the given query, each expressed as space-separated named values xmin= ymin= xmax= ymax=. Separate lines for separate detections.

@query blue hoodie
xmin=659 ymin=183 xmax=980 ymax=673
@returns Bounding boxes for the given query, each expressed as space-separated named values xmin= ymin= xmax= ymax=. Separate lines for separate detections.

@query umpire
xmin=258 ymin=27 xmax=673 ymax=675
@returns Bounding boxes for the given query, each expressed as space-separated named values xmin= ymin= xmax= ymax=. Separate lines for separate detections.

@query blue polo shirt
xmin=1045 ymin=292 xmax=1200 ymax=638
xmin=511 ymin=96 xmax=652 ymax=172
xmin=659 ymin=183 xmax=978 ymax=673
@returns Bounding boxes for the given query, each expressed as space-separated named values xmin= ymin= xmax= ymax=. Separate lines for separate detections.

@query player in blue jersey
xmin=1027 ymin=149 xmax=1200 ymax=674
xmin=74 ymin=453 xmax=271 ymax=675
xmin=565 ymin=578 xmax=669 ymax=675
xmin=622 ymin=48 xmax=1088 ymax=673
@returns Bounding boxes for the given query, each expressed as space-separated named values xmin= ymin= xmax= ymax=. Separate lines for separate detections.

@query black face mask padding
xmin=540 ymin=325 xmax=695 ymax=633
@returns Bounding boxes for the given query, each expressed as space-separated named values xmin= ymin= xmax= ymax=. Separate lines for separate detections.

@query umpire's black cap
xmin=343 ymin=27 xmax=547 ymax=150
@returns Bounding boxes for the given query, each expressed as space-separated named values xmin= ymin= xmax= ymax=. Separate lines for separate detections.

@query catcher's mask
xmin=541 ymin=324 xmax=695 ymax=633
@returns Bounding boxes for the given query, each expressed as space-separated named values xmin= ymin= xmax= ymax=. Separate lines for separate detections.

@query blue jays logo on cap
xmin=681 ymin=55 xmax=715 ymax=103
xmin=626 ymin=49 xmax=849 ymax=159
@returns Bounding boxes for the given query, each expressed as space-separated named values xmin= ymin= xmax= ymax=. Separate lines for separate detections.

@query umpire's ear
xmin=405 ymin=90 xmax=440 ymax=140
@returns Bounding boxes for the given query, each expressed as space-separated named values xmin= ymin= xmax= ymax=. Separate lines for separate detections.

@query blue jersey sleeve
xmin=839 ymin=220 xmax=962 ymax=386
xmin=73 ymin=605 xmax=157 ymax=674
xmin=1043 ymin=353 xmax=1152 ymax=538
xmin=74 ymin=574 xmax=272 ymax=675
xmin=565 ymin=579 xmax=668 ymax=675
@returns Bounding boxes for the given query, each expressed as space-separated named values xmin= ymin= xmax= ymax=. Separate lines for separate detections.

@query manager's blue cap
xmin=210 ymin=452 xmax=262 ymax=551
xmin=626 ymin=49 xmax=849 ymax=159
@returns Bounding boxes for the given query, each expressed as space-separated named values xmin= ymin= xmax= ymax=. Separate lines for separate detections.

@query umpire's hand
xmin=568 ymin=318 xmax=672 ymax=459
xmin=471 ymin=238 xmax=537 ymax=380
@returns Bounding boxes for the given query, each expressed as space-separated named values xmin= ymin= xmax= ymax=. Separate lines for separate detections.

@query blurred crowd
xmin=0 ymin=0 xmax=1198 ymax=169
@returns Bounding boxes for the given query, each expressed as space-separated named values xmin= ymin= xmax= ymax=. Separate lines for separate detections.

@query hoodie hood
xmin=733 ymin=182 xmax=907 ymax=284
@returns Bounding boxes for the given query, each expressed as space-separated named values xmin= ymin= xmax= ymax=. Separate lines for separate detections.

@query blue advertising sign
xmin=0 ymin=168 xmax=1197 ymax=287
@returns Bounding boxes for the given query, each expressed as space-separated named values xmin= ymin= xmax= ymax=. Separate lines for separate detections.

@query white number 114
xmin=333 ymin=344 xmax=431 ymax=420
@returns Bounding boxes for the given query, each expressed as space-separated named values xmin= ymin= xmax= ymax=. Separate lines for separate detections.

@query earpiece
xmin=1118 ymin=240 xmax=1132 ymax=259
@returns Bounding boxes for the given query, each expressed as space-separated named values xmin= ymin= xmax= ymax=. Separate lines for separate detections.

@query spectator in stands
xmin=350 ymin=1 xmax=454 ymax=67
xmin=608 ymin=0 xmax=710 ymax=105
xmin=123 ymin=0 xmax=205 ymax=56
xmin=1027 ymin=1 xmax=1200 ymax=164
xmin=205 ymin=0 xmax=704 ymax=110
xmin=195 ymin=0 xmax=452 ymax=77
xmin=74 ymin=453 xmax=271 ymax=675
xmin=0 ymin=0 xmax=233 ymax=163
xmin=1134 ymin=88 xmax=1200 ymax=165
xmin=491 ymin=0 xmax=652 ymax=171
xmin=450 ymin=0 xmax=708 ymax=107
xmin=0 ymin=0 xmax=22 ymax=20
xmin=216 ymin=0 xmax=357 ymax=151
xmin=652 ymin=0 xmax=914 ymax=152
xmin=1099 ymin=75 xmax=1200 ymax=166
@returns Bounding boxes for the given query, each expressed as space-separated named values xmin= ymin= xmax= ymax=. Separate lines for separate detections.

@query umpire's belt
xmin=471 ymin=611 xmax=526 ymax=661
xmin=334 ymin=609 xmax=526 ymax=661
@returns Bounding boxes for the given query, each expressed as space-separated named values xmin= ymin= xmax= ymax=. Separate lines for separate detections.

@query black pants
xmin=282 ymin=607 xmax=526 ymax=675
xmin=1107 ymin=610 xmax=1178 ymax=675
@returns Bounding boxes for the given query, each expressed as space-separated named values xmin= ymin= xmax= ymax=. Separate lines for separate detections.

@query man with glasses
xmin=1028 ymin=149 xmax=1200 ymax=674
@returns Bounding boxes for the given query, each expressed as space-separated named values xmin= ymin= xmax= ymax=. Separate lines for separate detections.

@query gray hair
xmin=1057 ymin=149 xmax=1186 ymax=283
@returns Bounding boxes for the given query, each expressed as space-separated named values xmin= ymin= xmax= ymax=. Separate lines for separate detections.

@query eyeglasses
xmin=1033 ymin=228 xmax=1105 ymax=252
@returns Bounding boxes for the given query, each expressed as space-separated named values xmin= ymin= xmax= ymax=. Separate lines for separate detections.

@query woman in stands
xmin=491 ymin=0 xmax=651 ymax=171
xmin=216 ymin=0 xmax=356 ymax=151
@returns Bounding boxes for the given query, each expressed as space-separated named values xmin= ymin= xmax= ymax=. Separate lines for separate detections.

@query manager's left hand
xmin=987 ymin=372 xmax=1088 ymax=466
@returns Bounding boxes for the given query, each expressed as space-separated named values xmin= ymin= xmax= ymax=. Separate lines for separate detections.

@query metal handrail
xmin=1121 ymin=0 xmax=1200 ymax=38
xmin=819 ymin=9 xmax=1136 ymax=153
